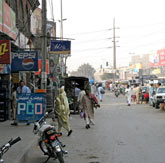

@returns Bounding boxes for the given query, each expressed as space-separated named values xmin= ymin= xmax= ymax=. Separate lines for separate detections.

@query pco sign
xmin=17 ymin=93 xmax=46 ymax=123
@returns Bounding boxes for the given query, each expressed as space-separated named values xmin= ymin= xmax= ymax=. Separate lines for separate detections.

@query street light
xmin=55 ymin=18 xmax=67 ymax=40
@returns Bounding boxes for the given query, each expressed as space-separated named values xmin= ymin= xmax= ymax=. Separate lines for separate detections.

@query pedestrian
xmin=17 ymin=80 xmax=31 ymax=94
xmin=16 ymin=80 xmax=31 ymax=125
xmin=91 ymin=83 xmax=97 ymax=97
xmin=149 ymin=83 xmax=154 ymax=105
xmin=97 ymin=84 xmax=105 ymax=102
xmin=74 ymin=86 xmax=81 ymax=112
xmin=135 ymin=84 xmax=141 ymax=104
xmin=125 ymin=85 xmax=134 ymax=106
xmin=77 ymin=89 xmax=86 ymax=112
xmin=10 ymin=87 xmax=17 ymax=126
xmin=55 ymin=87 xmax=72 ymax=136
xmin=82 ymin=89 xmax=100 ymax=129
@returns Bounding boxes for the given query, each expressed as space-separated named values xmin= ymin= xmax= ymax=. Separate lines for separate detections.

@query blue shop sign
xmin=50 ymin=40 xmax=71 ymax=54
xmin=17 ymin=93 xmax=46 ymax=123
xmin=11 ymin=51 xmax=38 ymax=72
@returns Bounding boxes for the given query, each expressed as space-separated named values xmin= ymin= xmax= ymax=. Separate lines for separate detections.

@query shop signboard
xmin=0 ymin=0 xmax=2 ymax=31
xmin=0 ymin=64 xmax=11 ymax=74
xmin=50 ymin=40 xmax=71 ymax=54
xmin=0 ymin=0 xmax=17 ymax=40
xmin=17 ymin=93 xmax=46 ymax=123
xmin=34 ymin=59 xmax=49 ymax=75
xmin=150 ymin=49 xmax=165 ymax=67
xmin=11 ymin=51 xmax=38 ymax=72
xmin=31 ymin=8 xmax=42 ymax=35
xmin=0 ymin=40 xmax=11 ymax=64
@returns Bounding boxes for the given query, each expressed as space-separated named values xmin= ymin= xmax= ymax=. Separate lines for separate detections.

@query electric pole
xmin=112 ymin=18 xmax=119 ymax=80
xmin=41 ymin=0 xmax=47 ymax=89
xmin=113 ymin=18 xmax=116 ymax=69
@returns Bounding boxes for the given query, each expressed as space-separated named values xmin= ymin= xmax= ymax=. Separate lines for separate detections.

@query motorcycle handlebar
xmin=9 ymin=137 xmax=21 ymax=146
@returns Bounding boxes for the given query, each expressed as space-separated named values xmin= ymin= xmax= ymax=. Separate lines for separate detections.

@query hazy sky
xmin=40 ymin=0 xmax=165 ymax=72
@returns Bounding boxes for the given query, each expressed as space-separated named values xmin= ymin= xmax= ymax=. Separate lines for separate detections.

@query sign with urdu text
xmin=50 ymin=40 xmax=71 ymax=54
xmin=17 ymin=93 xmax=46 ymax=123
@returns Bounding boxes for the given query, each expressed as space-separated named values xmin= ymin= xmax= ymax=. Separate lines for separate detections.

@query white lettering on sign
xmin=17 ymin=102 xmax=43 ymax=115
xmin=54 ymin=44 xmax=66 ymax=50
xmin=12 ymin=52 xmax=36 ymax=59
xmin=17 ymin=103 xmax=26 ymax=114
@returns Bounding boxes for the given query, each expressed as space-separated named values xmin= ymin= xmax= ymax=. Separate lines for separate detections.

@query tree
xmin=70 ymin=63 xmax=96 ymax=79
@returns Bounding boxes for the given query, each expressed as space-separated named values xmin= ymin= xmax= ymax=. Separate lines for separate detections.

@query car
xmin=152 ymin=87 xmax=165 ymax=108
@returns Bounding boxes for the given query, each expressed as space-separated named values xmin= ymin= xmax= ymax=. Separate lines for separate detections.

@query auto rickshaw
xmin=64 ymin=76 xmax=89 ymax=114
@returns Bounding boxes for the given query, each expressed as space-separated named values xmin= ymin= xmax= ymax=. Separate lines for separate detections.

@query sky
xmin=39 ymin=0 xmax=165 ymax=72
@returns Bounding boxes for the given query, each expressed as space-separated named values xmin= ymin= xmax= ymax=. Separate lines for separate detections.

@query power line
xmin=73 ymin=38 xmax=112 ymax=44
xmin=66 ymin=29 xmax=111 ymax=36
xmin=121 ymin=21 xmax=165 ymax=29
xmin=72 ymin=46 xmax=112 ymax=52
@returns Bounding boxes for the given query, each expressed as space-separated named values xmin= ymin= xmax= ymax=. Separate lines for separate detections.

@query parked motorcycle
xmin=33 ymin=111 xmax=67 ymax=163
xmin=0 ymin=137 xmax=21 ymax=163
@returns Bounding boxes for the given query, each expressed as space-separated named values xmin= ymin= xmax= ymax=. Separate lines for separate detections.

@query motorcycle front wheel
xmin=56 ymin=151 xmax=65 ymax=163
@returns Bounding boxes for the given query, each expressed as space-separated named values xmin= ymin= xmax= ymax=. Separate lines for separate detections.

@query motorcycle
xmin=33 ymin=111 xmax=67 ymax=163
xmin=0 ymin=137 xmax=21 ymax=163
xmin=114 ymin=89 xmax=120 ymax=97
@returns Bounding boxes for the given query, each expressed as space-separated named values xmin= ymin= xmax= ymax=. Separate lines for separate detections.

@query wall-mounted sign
xmin=0 ymin=64 xmax=11 ymax=74
xmin=17 ymin=93 xmax=46 ymax=123
xmin=0 ymin=0 xmax=18 ymax=40
xmin=11 ymin=51 xmax=38 ymax=72
xmin=150 ymin=49 xmax=165 ymax=67
xmin=0 ymin=40 xmax=11 ymax=64
xmin=50 ymin=40 xmax=71 ymax=54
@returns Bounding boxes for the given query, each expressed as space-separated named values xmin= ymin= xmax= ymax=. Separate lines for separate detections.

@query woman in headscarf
xmin=82 ymin=89 xmax=100 ymax=129
xmin=55 ymin=87 xmax=72 ymax=136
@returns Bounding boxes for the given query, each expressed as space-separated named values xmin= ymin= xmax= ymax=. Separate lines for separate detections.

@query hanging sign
xmin=50 ymin=40 xmax=71 ymax=54
xmin=11 ymin=51 xmax=38 ymax=72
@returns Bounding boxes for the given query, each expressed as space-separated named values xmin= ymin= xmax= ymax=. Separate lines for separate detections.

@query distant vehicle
xmin=152 ymin=87 xmax=165 ymax=108
xmin=136 ymin=75 xmax=158 ymax=84
xmin=158 ymin=77 xmax=165 ymax=85
xmin=64 ymin=76 xmax=89 ymax=114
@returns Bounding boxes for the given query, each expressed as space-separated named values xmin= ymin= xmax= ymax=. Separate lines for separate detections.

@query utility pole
xmin=113 ymin=18 xmax=116 ymax=69
xmin=112 ymin=18 xmax=119 ymax=79
xmin=41 ymin=0 xmax=47 ymax=89
xmin=60 ymin=0 xmax=63 ymax=39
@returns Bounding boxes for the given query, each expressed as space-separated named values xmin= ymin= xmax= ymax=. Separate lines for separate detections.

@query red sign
xmin=150 ymin=49 xmax=165 ymax=67
xmin=0 ymin=0 xmax=17 ymax=40
xmin=0 ymin=40 xmax=10 ymax=64
xmin=158 ymin=49 xmax=165 ymax=66
xmin=35 ymin=59 xmax=49 ymax=75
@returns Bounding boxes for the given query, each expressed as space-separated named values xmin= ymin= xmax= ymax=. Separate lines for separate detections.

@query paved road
xmin=25 ymin=91 xmax=165 ymax=163
xmin=0 ymin=120 xmax=37 ymax=163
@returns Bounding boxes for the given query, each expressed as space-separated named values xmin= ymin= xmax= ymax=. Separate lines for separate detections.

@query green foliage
xmin=70 ymin=63 xmax=96 ymax=79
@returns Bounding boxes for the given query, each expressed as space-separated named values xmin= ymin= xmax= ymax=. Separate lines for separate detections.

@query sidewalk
xmin=0 ymin=120 xmax=38 ymax=163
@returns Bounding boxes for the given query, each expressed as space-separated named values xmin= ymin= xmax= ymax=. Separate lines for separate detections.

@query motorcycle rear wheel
xmin=56 ymin=151 xmax=65 ymax=163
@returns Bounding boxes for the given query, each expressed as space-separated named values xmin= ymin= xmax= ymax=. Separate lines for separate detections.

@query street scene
xmin=1 ymin=0 xmax=165 ymax=163
xmin=2 ymin=92 xmax=165 ymax=163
